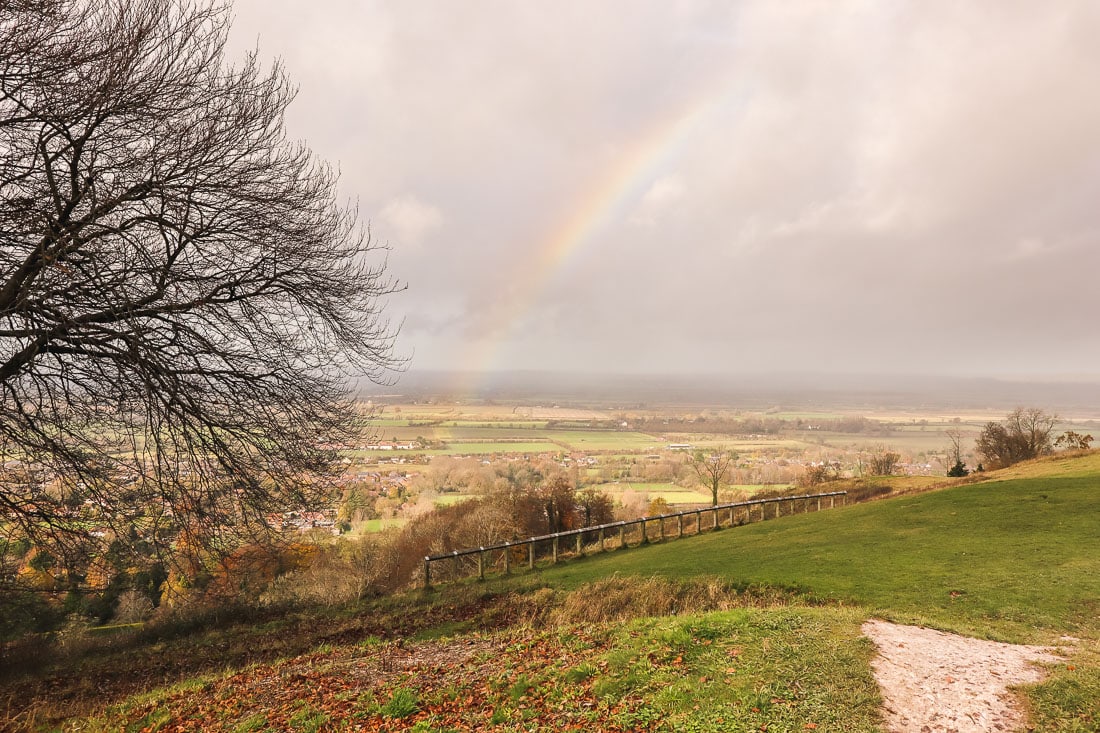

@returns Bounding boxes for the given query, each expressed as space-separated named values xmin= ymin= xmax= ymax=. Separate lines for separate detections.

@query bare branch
xmin=0 ymin=0 xmax=401 ymax=576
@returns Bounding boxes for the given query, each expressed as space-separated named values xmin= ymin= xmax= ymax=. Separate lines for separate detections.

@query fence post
xmin=423 ymin=557 xmax=431 ymax=589
xmin=659 ymin=516 xmax=665 ymax=542
xmin=528 ymin=541 xmax=535 ymax=569
xmin=575 ymin=532 xmax=583 ymax=556
xmin=817 ymin=497 xmax=821 ymax=512
xmin=841 ymin=493 xmax=846 ymax=507
xmin=619 ymin=524 xmax=625 ymax=548
xmin=830 ymin=494 xmax=835 ymax=509
xmin=678 ymin=514 xmax=684 ymax=539
xmin=713 ymin=507 xmax=719 ymax=530
xmin=729 ymin=506 xmax=735 ymax=525
xmin=552 ymin=536 xmax=559 ymax=563
xmin=641 ymin=519 xmax=648 ymax=544
xmin=478 ymin=549 xmax=485 ymax=580
xmin=598 ymin=527 xmax=605 ymax=552
xmin=503 ymin=543 xmax=511 ymax=574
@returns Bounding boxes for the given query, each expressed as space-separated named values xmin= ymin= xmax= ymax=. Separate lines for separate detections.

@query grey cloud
xmin=228 ymin=0 xmax=1100 ymax=379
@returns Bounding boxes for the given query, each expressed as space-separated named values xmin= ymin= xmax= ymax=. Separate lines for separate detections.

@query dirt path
xmin=862 ymin=620 xmax=1064 ymax=733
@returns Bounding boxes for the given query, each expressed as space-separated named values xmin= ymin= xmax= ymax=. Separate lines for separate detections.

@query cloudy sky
xmin=228 ymin=1 xmax=1100 ymax=382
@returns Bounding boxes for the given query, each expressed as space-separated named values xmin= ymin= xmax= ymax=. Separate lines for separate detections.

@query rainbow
xmin=454 ymin=91 xmax=727 ymax=395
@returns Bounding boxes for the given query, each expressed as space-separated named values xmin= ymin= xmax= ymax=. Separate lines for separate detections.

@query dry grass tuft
xmin=484 ymin=575 xmax=817 ymax=628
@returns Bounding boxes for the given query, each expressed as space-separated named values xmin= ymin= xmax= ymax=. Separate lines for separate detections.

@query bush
xmin=946 ymin=460 xmax=969 ymax=477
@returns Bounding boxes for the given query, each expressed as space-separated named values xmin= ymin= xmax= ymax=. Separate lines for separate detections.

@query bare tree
xmin=975 ymin=408 xmax=1057 ymax=469
xmin=944 ymin=428 xmax=969 ymax=476
xmin=689 ymin=449 xmax=737 ymax=506
xmin=0 ymin=0 xmax=398 ymax=570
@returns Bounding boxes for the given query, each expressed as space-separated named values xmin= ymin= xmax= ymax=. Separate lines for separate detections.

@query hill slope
xmin=7 ymin=453 xmax=1100 ymax=731
xmin=535 ymin=451 xmax=1100 ymax=642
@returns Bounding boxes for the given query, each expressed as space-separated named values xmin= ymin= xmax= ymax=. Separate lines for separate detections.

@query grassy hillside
xmin=6 ymin=453 xmax=1100 ymax=731
xmin=534 ymin=451 xmax=1100 ymax=642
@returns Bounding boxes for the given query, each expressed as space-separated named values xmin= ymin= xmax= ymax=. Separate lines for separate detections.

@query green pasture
xmin=361 ymin=420 xmax=840 ymax=456
xmin=662 ymin=436 xmax=808 ymax=451
xmin=351 ymin=427 xmax=666 ymax=453
xmin=798 ymin=431 xmax=953 ymax=454
xmin=359 ymin=418 xmax=412 ymax=427
xmin=593 ymin=481 xmax=798 ymax=504
xmin=536 ymin=452 xmax=1100 ymax=642
xmin=444 ymin=420 xmax=550 ymax=429
xmin=431 ymin=494 xmax=477 ymax=506
xmin=593 ymin=482 xmax=688 ymax=493
xmin=515 ymin=452 xmax=1100 ymax=729
xmin=428 ymin=441 xmax=560 ymax=456
xmin=351 ymin=518 xmax=407 ymax=534
xmin=549 ymin=431 xmax=662 ymax=451
xmin=594 ymin=482 xmax=712 ymax=505
xmin=725 ymin=483 xmax=794 ymax=495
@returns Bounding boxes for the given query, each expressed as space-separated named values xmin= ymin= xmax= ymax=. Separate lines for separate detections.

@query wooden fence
xmin=423 ymin=490 xmax=847 ymax=588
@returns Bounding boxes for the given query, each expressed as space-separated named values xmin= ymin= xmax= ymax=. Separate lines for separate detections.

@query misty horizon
xmin=360 ymin=368 xmax=1100 ymax=415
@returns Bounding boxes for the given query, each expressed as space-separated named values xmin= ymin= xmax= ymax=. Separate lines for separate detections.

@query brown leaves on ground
xmin=108 ymin=627 xmax=654 ymax=732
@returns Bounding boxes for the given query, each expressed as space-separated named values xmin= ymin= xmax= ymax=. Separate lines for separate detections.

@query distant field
xmin=428 ymin=441 xmax=559 ymax=456
xmin=550 ymin=431 xmax=661 ymax=451
xmin=358 ymin=407 xmax=1100 ymax=467
xmin=350 ymin=518 xmax=407 ymax=533
xmin=431 ymin=494 xmax=477 ymax=506
xmin=726 ymin=483 xmax=794 ymax=494
xmin=661 ymin=437 xmax=808 ymax=452
xmin=353 ymin=427 xmax=665 ymax=453
xmin=593 ymin=483 xmax=711 ymax=504
xmin=444 ymin=420 xmax=550 ymax=429
xmin=795 ymin=431 xmax=955 ymax=454
xmin=594 ymin=482 xmax=793 ymax=504
xmin=766 ymin=411 xmax=847 ymax=420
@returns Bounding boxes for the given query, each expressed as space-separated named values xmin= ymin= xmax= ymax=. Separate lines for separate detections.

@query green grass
xmin=596 ymin=483 xmax=713 ymax=505
xmin=549 ymin=431 xmax=662 ymax=451
xmin=428 ymin=441 xmax=559 ymax=455
xmin=378 ymin=687 xmax=420 ymax=719
xmin=588 ymin=607 xmax=881 ymax=732
xmin=432 ymin=494 xmax=476 ymax=506
xmin=352 ymin=518 xmax=408 ymax=533
xmin=727 ymin=483 xmax=794 ymax=494
xmin=18 ymin=452 xmax=1100 ymax=732
xmin=536 ymin=453 xmax=1100 ymax=642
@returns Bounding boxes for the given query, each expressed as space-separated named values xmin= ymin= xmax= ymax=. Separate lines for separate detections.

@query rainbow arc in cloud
xmin=453 ymin=89 xmax=730 ymax=395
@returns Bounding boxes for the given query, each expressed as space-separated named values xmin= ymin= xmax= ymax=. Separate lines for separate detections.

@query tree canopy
xmin=0 ymin=0 xmax=398 ymax=568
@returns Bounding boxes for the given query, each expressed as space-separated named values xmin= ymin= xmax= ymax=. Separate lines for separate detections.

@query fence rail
xmin=423 ymin=490 xmax=847 ymax=588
